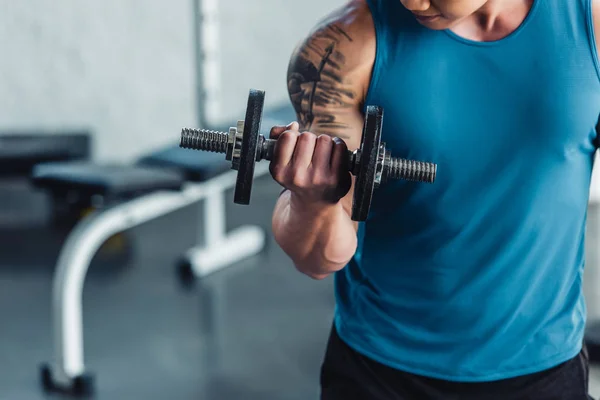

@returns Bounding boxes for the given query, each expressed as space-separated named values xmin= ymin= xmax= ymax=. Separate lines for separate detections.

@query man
xmin=271 ymin=0 xmax=600 ymax=398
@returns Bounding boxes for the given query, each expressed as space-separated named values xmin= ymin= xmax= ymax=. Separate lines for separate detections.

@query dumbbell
xmin=179 ymin=89 xmax=437 ymax=221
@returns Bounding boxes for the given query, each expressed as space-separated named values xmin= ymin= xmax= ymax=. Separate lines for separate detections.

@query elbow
xmin=320 ymin=235 xmax=357 ymax=269
xmin=294 ymin=263 xmax=333 ymax=280
xmin=294 ymin=248 xmax=354 ymax=280
xmin=291 ymin=235 xmax=356 ymax=281
xmin=308 ymin=273 xmax=331 ymax=280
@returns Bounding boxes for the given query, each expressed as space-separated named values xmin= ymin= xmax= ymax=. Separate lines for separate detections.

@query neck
xmin=471 ymin=0 xmax=533 ymax=31
xmin=451 ymin=0 xmax=534 ymax=42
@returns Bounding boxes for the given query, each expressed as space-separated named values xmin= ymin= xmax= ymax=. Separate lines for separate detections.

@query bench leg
xmin=39 ymin=188 xmax=221 ymax=396
xmin=179 ymin=165 xmax=269 ymax=280
xmin=182 ymin=188 xmax=266 ymax=278
xmin=40 ymin=211 xmax=114 ymax=396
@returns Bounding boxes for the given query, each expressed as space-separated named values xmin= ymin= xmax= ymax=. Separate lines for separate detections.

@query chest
xmin=373 ymin=38 xmax=600 ymax=164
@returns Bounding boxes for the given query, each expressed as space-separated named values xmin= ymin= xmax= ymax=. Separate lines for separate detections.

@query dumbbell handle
xmin=180 ymin=128 xmax=436 ymax=184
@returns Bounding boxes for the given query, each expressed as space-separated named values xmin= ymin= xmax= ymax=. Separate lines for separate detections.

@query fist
xmin=269 ymin=122 xmax=352 ymax=205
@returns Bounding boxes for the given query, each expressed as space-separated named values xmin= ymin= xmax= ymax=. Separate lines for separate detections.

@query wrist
xmin=288 ymin=192 xmax=340 ymax=218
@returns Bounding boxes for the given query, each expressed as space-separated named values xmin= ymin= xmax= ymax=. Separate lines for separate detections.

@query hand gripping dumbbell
xmin=179 ymin=89 xmax=437 ymax=221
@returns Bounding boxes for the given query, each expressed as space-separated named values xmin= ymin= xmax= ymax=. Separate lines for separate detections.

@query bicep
xmin=286 ymin=20 xmax=366 ymax=150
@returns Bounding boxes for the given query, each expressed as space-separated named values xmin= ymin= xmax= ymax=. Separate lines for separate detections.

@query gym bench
xmin=32 ymin=110 xmax=292 ymax=396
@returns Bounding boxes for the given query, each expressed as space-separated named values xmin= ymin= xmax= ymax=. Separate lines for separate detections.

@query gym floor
xmin=3 ymin=175 xmax=600 ymax=400
xmin=0 ymin=175 xmax=333 ymax=399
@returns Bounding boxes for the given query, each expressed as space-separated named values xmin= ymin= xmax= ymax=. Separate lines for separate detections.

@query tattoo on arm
xmin=287 ymin=24 xmax=357 ymax=138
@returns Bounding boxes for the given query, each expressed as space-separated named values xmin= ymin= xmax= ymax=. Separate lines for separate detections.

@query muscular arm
xmin=272 ymin=0 xmax=375 ymax=279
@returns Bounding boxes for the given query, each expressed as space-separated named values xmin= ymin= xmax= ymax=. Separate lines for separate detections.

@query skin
xmin=403 ymin=0 xmax=536 ymax=41
xmin=271 ymin=0 xmax=600 ymax=280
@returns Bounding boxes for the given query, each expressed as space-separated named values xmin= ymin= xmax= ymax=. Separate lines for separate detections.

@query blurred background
xmin=2 ymin=0 xmax=600 ymax=399
xmin=0 ymin=1 xmax=345 ymax=399
xmin=0 ymin=0 xmax=339 ymax=162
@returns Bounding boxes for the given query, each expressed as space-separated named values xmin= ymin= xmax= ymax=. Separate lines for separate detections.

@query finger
xmin=331 ymin=138 xmax=352 ymax=200
xmin=270 ymin=121 xmax=298 ymax=139
xmin=312 ymin=134 xmax=334 ymax=173
xmin=330 ymin=137 xmax=349 ymax=170
xmin=292 ymin=132 xmax=317 ymax=171
xmin=272 ymin=130 xmax=298 ymax=170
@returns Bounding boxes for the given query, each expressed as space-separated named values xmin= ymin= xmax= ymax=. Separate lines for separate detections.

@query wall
xmin=0 ymin=0 xmax=196 ymax=162
xmin=0 ymin=0 xmax=344 ymax=163
xmin=214 ymin=0 xmax=344 ymax=126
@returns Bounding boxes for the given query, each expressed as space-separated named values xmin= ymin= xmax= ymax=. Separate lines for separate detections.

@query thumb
xmin=269 ymin=121 xmax=299 ymax=139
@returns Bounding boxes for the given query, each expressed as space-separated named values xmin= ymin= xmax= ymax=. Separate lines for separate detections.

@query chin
xmin=415 ymin=17 xmax=455 ymax=30
xmin=416 ymin=21 xmax=448 ymax=30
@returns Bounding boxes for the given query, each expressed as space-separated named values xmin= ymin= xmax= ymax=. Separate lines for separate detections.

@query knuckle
xmin=269 ymin=126 xmax=280 ymax=136
xmin=272 ymin=171 xmax=287 ymax=186
xmin=298 ymin=131 xmax=317 ymax=144
xmin=316 ymin=135 xmax=334 ymax=153
xmin=327 ymin=171 xmax=340 ymax=186
xmin=278 ymin=130 xmax=297 ymax=143
xmin=317 ymin=134 xmax=333 ymax=146
xmin=274 ymin=134 xmax=296 ymax=154
xmin=269 ymin=162 xmax=284 ymax=180
xmin=311 ymin=172 xmax=328 ymax=187
xmin=291 ymin=171 xmax=308 ymax=188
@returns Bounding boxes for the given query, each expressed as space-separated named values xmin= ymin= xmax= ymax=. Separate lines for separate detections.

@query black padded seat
xmin=137 ymin=145 xmax=230 ymax=182
xmin=31 ymin=161 xmax=185 ymax=202
xmin=0 ymin=132 xmax=90 ymax=176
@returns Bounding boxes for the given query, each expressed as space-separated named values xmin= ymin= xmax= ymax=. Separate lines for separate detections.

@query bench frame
xmin=41 ymin=164 xmax=268 ymax=394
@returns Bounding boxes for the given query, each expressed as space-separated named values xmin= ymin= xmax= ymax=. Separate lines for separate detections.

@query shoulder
xmin=306 ymin=0 xmax=376 ymax=64
xmin=287 ymin=0 xmax=376 ymax=102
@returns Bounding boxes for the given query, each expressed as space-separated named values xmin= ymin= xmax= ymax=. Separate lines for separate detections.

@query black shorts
xmin=320 ymin=325 xmax=594 ymax=400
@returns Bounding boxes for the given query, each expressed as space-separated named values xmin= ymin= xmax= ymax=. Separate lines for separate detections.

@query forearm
xmin=272 ymin=190 xmax=358 ymax=279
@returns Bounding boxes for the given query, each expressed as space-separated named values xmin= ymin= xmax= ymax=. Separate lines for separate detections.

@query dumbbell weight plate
xmin=234 ymin=89 xmax=265 ymax=205
xmin=351 ymin=105 xmax=383 ymax=221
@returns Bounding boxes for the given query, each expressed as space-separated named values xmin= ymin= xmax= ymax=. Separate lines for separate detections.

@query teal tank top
xmin=334 ymin=0 xmax=600 ymax=381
